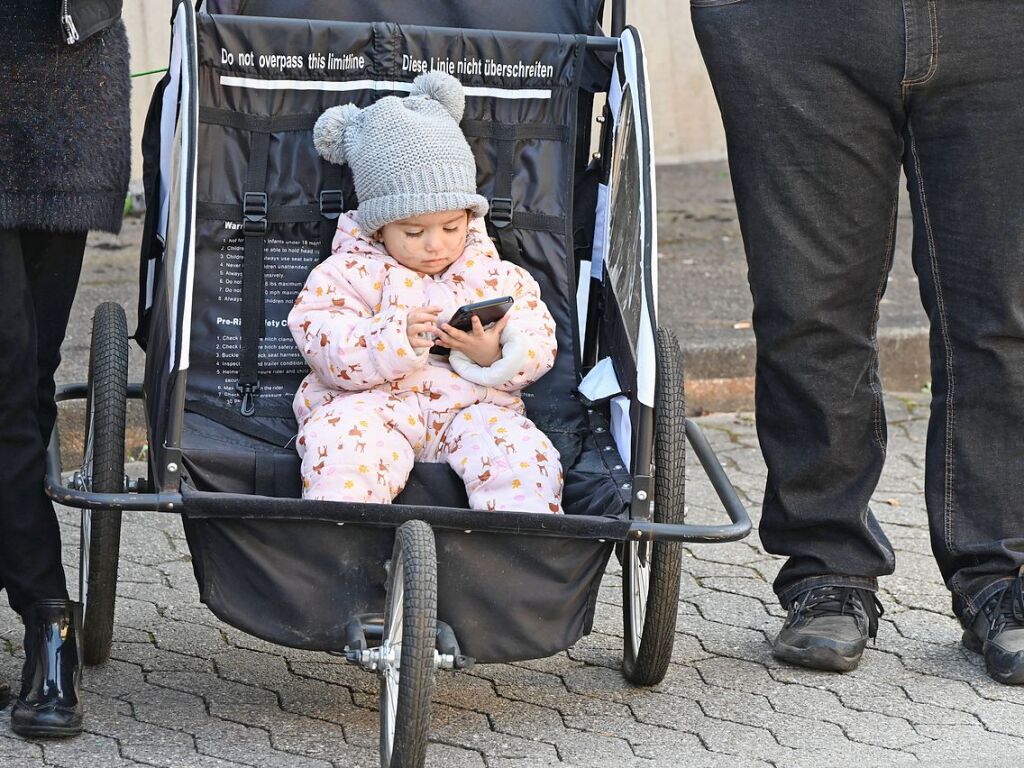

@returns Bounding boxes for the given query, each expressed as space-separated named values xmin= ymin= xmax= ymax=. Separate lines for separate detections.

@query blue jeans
xmin=692 ymin=0 xmax=1024 ymax=623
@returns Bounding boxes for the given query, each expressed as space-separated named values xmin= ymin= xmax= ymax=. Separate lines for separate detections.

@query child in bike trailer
xmin=288 ymin=71 xmax=562 ymax=514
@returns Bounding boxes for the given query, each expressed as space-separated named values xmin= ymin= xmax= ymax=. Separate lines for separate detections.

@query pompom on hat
xmin=313 ymin=71 xmax=488 ymax=232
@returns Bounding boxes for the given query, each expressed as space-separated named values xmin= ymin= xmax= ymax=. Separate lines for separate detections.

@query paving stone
xmin=39 ymin=731 xmax=139 ymax=768
xmin=110 ymin=640 xmax=215 ymax=673
xmin=909 ymin=724 xmax=1024 ymax=766
xmin=6 ymin=393 xmax=1024 ymax=766
xmin=0 ymin=733 xmax=45 ymax=767
xmin=688 ymin=590 xmax=778 ymax=634
xmin=193 ymin=718 xmax=334 ymax=768
xmin=429 ymin=703 xmax=560 ymax=762
xmin=768 ymin=683 xmax=941 ymax=749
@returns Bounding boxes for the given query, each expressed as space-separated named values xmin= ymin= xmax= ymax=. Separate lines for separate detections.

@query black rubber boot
xmin=11 ymin=600 xmax=84 ymax=737
xmin=963 ymin=576 xmax=1024 ymax=685
xmin=772 ymin=585 xmax=883 ymax=672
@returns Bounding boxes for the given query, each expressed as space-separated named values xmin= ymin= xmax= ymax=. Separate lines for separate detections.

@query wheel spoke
xmin=79 ymin=510 xmax=92 ymax=610
xmin=380 ymin=556 xmax=405 ymax=766
xmin=628 ymin=541 xmax=651 ymax=658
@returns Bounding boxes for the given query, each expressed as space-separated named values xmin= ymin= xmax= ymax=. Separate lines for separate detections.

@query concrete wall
xmin=614 ymin=2 xmax=727 ymax=164
xmin=123 ymin=2 xmax=172 ymax=184
xmin=122 ymin=1 xmax=726 ymax=180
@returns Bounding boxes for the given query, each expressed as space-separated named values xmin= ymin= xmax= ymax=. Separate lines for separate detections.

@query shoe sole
xmin=772 ymin=640 xmax=863 ymax=673
xmin=10 ymin=722 xmax=83 ymax=738
xmin=962 ymin=630 xmax=1024 ymax=685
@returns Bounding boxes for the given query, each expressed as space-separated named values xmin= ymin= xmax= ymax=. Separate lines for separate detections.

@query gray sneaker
xmin=963 ymin=576 xmax=1024 ymax=685
xmin=772 ymin=585 xmax=883 ymax=672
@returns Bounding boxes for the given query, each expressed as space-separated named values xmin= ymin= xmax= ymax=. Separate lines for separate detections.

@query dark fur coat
xmin=0 ymin=6 xmax=130 ymax=234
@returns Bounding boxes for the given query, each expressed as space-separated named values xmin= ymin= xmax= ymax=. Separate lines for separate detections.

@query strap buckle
xmin=319 ymin=190 xmax=344 ymax=220
xmin=243 ymin=192 xmax=268 ymax=235
xmin=489 ymin=197 xmax=513 ymax=230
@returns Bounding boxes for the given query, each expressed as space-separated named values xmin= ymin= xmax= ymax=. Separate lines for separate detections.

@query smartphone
xmin=430 ymin=296 xmax=514 ymax=356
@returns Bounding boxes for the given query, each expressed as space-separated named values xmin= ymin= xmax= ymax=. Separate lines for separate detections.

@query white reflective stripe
xmin=144 ymin=257 xmax=155 ymax=313
xmin=219 ymin=75 xmax=551 ymax=99
xmin=166 ymin=6 xmax=187 ymax=372
xmin=591 ymin=182 xmax=609 ymax=281
xmin=180 ymin=7 xmax=199 ymax=374
xmin=465 ymin=85 xmax=551 ymax=100
xmin=576 ymin=258 xmax=591 ymax=350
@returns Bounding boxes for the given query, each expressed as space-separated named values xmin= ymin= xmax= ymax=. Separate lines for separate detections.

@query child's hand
xmin=407 ymin=306 xmax=442 ymax=352
xmin=436 ymin=313 xmax=510 ymax=367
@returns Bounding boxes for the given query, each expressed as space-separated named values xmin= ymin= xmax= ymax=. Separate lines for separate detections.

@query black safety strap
xmin=461 ymin=121 xmax=570 ymax=261
xmin=490 ymin=139 xmax=520 ymax=262
xmin=197 ymin=201 xmax=322 ymax=223
xmin=253 ymin=452 xmax=276 ymax=497
xmin=237 ymin=131 xmax=270 ymax=417
xmin=199 ymin=107 xmax=319 ymax=134
xmin=319 ymin=162 xmax=345 ymax=261
xmin=461 ymin=122 xmax=570 ymax=143
xmin=201 ymin=105 xmax=349 ymax=414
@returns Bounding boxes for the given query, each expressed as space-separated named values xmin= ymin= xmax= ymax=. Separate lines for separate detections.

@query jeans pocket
xmin=691 ymin=0 xmax=746 ymax=6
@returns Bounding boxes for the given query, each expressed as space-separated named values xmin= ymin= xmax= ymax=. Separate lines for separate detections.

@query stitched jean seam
xmin=959 ymin=577 xmax=1015 ymax=625
xmin=902 ymin=0 xmax=939 ymax=88
xmin=869 ymin=185 xmax=901 ymax=451
xmin=907 ymin=120 xmax=957 ymax=556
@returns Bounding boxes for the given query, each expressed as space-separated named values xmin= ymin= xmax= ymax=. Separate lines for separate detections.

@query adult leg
xmin=23 ymin=231 xmax=87 ymax=447
xmin=692 ymin=1 xmax=907 ymax=604
xmin=0 ymin=230 xmax=83 ymax=616
xmin=898 ymin=2 xmax=1024 ymax=625
xmin=299 ymin=391 xmax=420 ymax=503
xmin=428 ymin=403 xmax=562 ymax=514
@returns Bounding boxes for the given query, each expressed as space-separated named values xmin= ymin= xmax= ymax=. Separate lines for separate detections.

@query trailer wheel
xmin=379 ymin=520 xmax=437 ymax=768
xmin=622 ymin=326 xmax=685 ymax=686
xmin=80 ymin=302 xmax=128 ymax=666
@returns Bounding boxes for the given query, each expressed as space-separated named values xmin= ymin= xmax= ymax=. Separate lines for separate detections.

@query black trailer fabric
xmin=179 ymin=405 xmax=631 ymax=515
xmin=182 ymin=513 xmax=612 ymax=661
xmin=142 ymin=0 xmax=199 ymax=490
xmin=227 ymin=0 xmax=613 ymax=94
xmin=227 ymin=0 xmax=604 ymax=40
xmin=140 ymin=9 xmax=643 ymax=660
xmin=187 ymin=14 xmax=591 ymax=453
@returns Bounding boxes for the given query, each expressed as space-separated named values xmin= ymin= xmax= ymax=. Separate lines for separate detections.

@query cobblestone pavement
xmin=5 ymin=394 xmax=1024 ymax=767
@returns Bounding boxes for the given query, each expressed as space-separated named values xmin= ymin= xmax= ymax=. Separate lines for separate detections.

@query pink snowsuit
xmin=288 ymin=214 xmax=563 ymax=514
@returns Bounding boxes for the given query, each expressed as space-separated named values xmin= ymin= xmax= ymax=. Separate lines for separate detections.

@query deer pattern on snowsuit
xmin=288 ymin=213 xmax=562 ymax=514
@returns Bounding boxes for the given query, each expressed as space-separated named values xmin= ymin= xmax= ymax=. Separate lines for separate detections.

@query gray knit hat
xmin=313 ymin=72 xmax=489 ymax=232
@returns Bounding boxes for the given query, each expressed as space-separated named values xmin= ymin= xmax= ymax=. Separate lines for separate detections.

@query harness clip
xmin=319 ymin=189 xmax=344 ymax=220
xmin=489 ymin=197 xmax=513 ymax=230
xmin=243 ymin=192 xmax=268 ymax=235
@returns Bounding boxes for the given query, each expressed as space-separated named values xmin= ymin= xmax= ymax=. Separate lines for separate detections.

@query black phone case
xmin=430 ymin=297 xmax=514 ymax=356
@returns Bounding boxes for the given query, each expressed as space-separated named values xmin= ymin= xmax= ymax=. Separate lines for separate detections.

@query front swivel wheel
xmin=379 ymin=520 xmax=438 ymax=768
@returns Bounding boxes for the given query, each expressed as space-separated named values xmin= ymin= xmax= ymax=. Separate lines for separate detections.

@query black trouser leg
xmin=692 ymin=2 xmax=906 ymax=604
xmin=693 ymin=0 xmax=1024 ymax=619
xmin=0 ymin=229 xmax=87 ymax=616
xmin=900 ymin=2 xmax=1024 ymax=623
